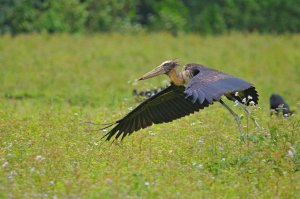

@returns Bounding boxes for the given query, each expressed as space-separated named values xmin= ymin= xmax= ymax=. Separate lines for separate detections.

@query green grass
xmin=0 ymin=33 xmax=299 ymax=198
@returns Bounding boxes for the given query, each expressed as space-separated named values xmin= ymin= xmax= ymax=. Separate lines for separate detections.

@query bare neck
xmin=167 ymin=67 xmax=185 ymax=86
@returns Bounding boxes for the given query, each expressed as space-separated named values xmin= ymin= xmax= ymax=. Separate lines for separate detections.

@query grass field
xmin=0 ymin=33 xmax=299 ymax=198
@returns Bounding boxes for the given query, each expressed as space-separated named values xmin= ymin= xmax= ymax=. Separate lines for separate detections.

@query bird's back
xmin=184 ymin=64 xmax=259 ymax=105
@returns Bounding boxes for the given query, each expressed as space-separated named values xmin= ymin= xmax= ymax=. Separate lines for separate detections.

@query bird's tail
xmin=227 ymin=86 xmax=259 ymax=106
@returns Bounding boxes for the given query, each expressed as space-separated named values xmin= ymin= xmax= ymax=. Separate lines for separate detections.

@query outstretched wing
xmin=184 ymin=64 xmax=259 ymax=105
xmin=102 ymin=84 xmax=210 ymax=141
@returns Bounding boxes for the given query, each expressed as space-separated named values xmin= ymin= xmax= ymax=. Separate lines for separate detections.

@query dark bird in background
xmin=102 ymin=60 xmax=259 ymax=141
xmin=270 ymin=94 xmax=294 ymax=117
xmin=133 ymin=87 xmax=166 ymax=100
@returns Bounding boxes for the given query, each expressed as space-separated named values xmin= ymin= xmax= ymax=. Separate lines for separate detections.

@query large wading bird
xmin=102 ymin=60 xmax=259 ymax=141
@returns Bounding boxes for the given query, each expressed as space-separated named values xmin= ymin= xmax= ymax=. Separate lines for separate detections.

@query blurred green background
xmin=1 ymin=0 xmax=300 ymax=35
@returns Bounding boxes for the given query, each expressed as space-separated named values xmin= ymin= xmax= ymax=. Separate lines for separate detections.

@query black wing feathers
xmin=226 ymin=86 xmax=259 ymax=105
xmin=102 ymin=84 xmax=209 ymax=141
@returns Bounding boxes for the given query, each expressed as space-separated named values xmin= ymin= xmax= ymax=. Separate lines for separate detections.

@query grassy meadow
xmin=0 ymin=33 xmax=299 ymax=198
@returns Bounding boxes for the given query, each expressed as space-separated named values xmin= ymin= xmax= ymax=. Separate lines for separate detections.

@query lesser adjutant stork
xmin=102 ymin=60 xmax=259 ymax=140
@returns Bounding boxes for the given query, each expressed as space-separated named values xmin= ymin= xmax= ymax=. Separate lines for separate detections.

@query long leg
xmin=219 ymin=99 xmax=242 ymax=133
xmin=237 ymin=102 xmax=260 ymax=129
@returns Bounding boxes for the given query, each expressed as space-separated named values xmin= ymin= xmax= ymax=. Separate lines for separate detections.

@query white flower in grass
xmin=242 ymin=98 xmax=247 ymax=104
xmin=248 ymin=95 xmax=253 ymax=100
xmin=234 ymin=92 xmax=239 ymax=97
xmin=145 ymin=181 xmax=150 ymax=186
xmin=249 ymin=101 xmax=255 ymax=106
xmin=148 ymin=130 xmax=155 ymax=136
xmin=2 ymin=161 xmax=8 ymax=168
xmin=198 ymin=139 xmax=204 ymax=144
xmin=93 ymin=142 xmax=99 ymax=146
xmin=287 ymin=150 xmax=294 ymax=158
xmin=234 ymin=100 xmax=239 ymax=107
xmin=30 ymin=167 xmax=35 ymax=173
xmin=221 ymin=158 xmax=226 ymax=161
xmin=287 ymin=147 xmax=295 ymax=158
xmin=35 ymin=155 xmax=45 ymax=161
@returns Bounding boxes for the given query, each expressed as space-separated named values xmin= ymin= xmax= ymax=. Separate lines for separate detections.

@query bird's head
xmin=138 ymin=60 xmax=179 ymax=81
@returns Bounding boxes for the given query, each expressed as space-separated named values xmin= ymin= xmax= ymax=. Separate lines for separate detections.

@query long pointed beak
xmin=138 ymin=65 xmax=166 ymax=81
